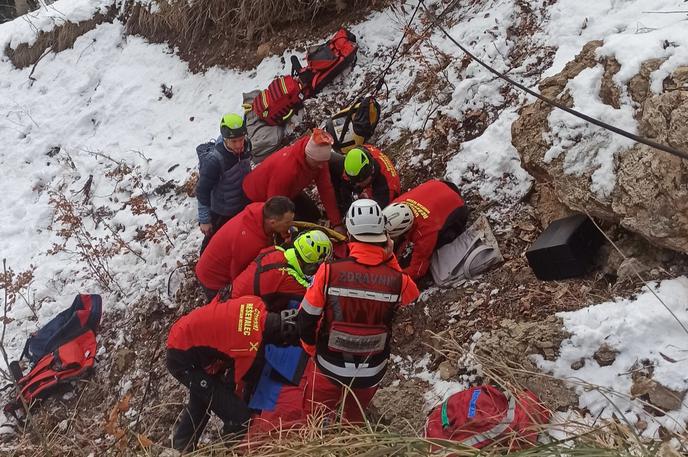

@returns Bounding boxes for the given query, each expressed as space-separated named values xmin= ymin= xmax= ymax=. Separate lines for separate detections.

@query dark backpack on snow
xmin=325 ymin=95 xmax=381 ymax=153
xmin=5 ymin=294 xmax=102 ymax=416
xmin=292 ymin=28 xmax=358 ymax=99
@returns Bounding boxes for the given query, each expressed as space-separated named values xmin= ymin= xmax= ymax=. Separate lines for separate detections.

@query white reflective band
xmin=461 ymin=394 xmax=517 ymax=447
xmin=316 ymin=355 xmax=387 ymax=378
xmin=327 ymin=287 xmax=399 ymax=303
xmin=300 ymin=298 xmax=322 ymax=316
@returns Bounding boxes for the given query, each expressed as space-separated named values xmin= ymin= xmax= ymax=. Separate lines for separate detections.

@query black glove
xmin=280 ymin=308 xmax=299 ymax=346
xmin=186 ymin=370 xmax=216 ymax=398
xmin=263 ymin=309 xmax=299 ymax=346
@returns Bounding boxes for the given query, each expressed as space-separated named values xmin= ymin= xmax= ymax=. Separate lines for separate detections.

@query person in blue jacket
xmin=196 ymin=113 xmax=253 ymax=252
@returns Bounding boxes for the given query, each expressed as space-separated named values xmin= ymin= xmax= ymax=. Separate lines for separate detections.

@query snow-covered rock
xmin=512 ymin=40 xmax=688 ymax=254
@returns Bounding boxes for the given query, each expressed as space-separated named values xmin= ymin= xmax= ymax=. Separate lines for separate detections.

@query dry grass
xmin=425 ymin=331 xmax=688 ymax=455
xmin=5 ymin=5 xmax=116 ymax=69
xmin=125 ymin=0 xmax=364 ymax=46
xmin=123 ymin=0 xmax=373 ymax=71
xmin=5 ymin=326 xmax=687 ymax=456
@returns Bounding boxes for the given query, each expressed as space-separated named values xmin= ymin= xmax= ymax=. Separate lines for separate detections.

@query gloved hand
xmin=186 ymin=370 xmax=216 ymax=398
xmin=280 ymin=308 xmax=299 ymax=346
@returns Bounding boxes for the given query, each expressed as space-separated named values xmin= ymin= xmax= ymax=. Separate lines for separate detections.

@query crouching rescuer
xmin=296 ymin=199 xmax=419 ymax=421
xmin=231 ymin=229 xmax=333 ymax=310
xmin=166 ymin=295 xmax=298 ymax=452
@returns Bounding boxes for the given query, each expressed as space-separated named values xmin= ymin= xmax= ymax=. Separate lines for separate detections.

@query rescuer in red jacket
xmin=329 ymin=145 xmax=401 ymax=217
xmin=231 ymin=230 xmax=333 ymax=310
xmin=297 ymin=199 xmax=419 ymax=422
xmin=242 ymin=129 xmax=344 ymax=229
xmin=382 ymin=180 xmax=468 ymax=280
xmin=166 ymin=295 xmax=297 ymax=452
xmin=195 ymin=196 xmax=295 ymax=301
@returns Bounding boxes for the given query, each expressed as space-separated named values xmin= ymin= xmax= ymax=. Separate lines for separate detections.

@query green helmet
xmin=344 ymin=147 xmax=372 ymax=183
xmin=220 ymin=113 xmax=247 ymax=139
xmin=293 ymin=230 xmax=332 ymax=264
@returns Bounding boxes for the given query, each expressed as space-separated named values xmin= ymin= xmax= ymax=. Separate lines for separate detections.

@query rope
xmin=354 ymin=0 xmax=459 ymax=101
xmin=370 ymin=0 xmax=424 ymax=96
xmin=418 ymin=0 xmax=688 ymax=161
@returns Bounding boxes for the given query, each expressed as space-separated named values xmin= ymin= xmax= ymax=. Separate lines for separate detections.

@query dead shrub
xmin=123 ymin=0 xmax=368 ymax=70
xmin=127 ymin=0 xmax=363 ymax=44
xmin=5 ymin=6 xmax=117 ymax=69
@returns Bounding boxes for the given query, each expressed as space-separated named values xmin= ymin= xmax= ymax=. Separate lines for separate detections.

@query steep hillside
xmin=0 ymin=0 xmax=687 ymax=454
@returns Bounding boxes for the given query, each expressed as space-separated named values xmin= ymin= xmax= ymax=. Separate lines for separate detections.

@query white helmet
xmin=383 ymin=203 xmax=414 ymax=238
xmin=345 ymin=199 xmax=387 ymax=243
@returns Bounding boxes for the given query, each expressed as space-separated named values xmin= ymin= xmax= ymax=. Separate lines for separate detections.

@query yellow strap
xmin=281 ymin=109 xmax=294 ymax=122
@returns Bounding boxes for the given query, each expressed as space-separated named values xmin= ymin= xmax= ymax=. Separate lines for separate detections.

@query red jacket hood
xmin=347 ymin=242 xmax=400 ymax=269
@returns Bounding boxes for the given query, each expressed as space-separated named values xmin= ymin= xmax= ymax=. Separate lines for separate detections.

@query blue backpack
xmin=21 ymin=294 xmax=102 ymax=365
xmin=5 ymin=294 xmax=102 ymax=417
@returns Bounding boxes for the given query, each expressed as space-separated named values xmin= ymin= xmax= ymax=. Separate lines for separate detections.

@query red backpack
xmin=292 ymin=28 xmax=358 ymax=99
xmin=252 ymin=75 xmax=305 ymax=126
xmin=4 ymin=294 xmax=102 ymax=419
xmin=425 ymin=385 xmax=550 ymax=451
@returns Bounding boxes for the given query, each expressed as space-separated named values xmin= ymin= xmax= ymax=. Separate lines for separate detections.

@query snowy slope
xmin=536 ymin=278 xmax=688 ymax=438
xmin=1 ymin=0 xmax=687 ymax=440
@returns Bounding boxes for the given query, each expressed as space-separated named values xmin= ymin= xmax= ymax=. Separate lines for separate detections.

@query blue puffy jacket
xmin=196 ymin=136 xmax=252 ymax=223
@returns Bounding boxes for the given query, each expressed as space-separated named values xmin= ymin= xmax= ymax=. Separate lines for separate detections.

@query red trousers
xmin=303 ymin=362 xmax=378 ymax=423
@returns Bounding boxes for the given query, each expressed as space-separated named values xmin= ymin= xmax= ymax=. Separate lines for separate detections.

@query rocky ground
xmin=2 ymin=1 xmax=688 ymax=455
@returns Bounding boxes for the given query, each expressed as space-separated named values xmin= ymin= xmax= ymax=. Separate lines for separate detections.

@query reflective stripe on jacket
xmin=297 ymin=242 xmax=419 ymax=388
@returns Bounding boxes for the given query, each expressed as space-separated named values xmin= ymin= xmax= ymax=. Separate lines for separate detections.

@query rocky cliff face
xmin=512 ymin=41 xmax=688 ymax=254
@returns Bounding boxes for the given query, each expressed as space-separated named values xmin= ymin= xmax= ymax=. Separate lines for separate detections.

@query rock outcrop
xmin=512 ymin=41 xmax=688 ymax=253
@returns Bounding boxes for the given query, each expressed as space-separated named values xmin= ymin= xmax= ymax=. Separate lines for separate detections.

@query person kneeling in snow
xmin=382 ymin=179 xmax=468 ymax=280
xmin=231 ymin=230 xmax=333 ymax=311
xmin=166 ymin=295 xmax=298 ymax=452
xmin=297 ymin=199 xmax=419 ymax=422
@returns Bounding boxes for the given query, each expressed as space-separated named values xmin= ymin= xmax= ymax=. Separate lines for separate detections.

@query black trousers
xmin=199 ymin=211 xmax=234 ymax=255
xmin=166 ymin=350 xmax=250 ymax=452
xmin=435 ymin=181 xmax=469 ymax=250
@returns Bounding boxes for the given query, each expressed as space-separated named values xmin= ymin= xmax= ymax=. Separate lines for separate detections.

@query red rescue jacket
xmin=242 ymin=135 xmax=342 ymax=227
xmin=231 ymin=247 xmax=308 ymax=311
xmin=298 ymin=242 xmax=419 ymax=388
xmin=393 ymin=180 xmax=465 ymax=279
xmin=196 ymin=203 xmax=272 ymax=290
xmin=357 ymin=145 xmax=401 ymax=206
xmin=331 ymin=145 xmax=401 ymax=214
xmin=167 ymin=296 xmax=268 ymax=383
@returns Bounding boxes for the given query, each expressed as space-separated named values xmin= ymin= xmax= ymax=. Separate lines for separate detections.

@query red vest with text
xmin=315 ymin=257 xmax=402 ymax=388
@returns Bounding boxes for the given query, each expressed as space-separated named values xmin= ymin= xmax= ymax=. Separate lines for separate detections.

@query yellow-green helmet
xmin=293 ymin=230 xmax=332 ymax=264
xmin=220 ymin=113 xmax=247 ymax=139
xmin=344 ymin=147 xmax=372 ymax=183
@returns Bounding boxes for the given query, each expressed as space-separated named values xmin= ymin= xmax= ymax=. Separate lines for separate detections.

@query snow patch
xmin=535 ymin=277 xmax=688 ymax=437
xmin=0 ymin=0 xmax=113 ymax=51
xmin=544 ymin=66 xmax=636 ymax=199
xmin=446 ymin=108 xmax=533 ymax=202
